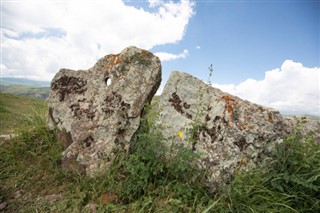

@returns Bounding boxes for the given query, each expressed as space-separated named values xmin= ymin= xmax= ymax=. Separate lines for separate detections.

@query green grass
xmin=0 ymin=95 xmax=319 ymax=212
xmin=0 ymin=84 xmax=50 ymax=99
xmin=0 ymin=93 xmax=48 ymax=134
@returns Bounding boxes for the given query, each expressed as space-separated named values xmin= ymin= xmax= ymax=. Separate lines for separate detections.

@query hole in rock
xmin=105 ymin=77 xmax=112 ymax=86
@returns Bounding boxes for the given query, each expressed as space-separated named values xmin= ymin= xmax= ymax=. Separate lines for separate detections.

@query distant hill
xmin=1 ymin=77 xmax=50 ymax=87
xmin=0 ymin=77 xmax=50 ymax=99
xmin=306 ymin=115 xmax=320 ymax=122
xmin=285 ymin=115 xmax=320 ymax=122
xmin=0 ymin=93 xmax=47 ymax=134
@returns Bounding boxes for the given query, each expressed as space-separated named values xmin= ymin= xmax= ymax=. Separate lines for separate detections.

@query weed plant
xmin=110 ymin=104 xmax=211 ymax=211
xmin=0 ymin=97 xmax=319 ymax=212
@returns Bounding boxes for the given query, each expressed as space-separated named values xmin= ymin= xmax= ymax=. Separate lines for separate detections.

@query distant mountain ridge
xmin=1 ymin=77 xmax=50 ymax=87
xmin=0 ymin=77 xmax=50 ymax=99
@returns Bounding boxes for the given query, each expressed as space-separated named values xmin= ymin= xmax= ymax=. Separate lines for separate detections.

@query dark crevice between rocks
xmin=146 ymin=72 xmax=162 ymax=108
xmin=48 ymin=107 xmax=59 ymax=126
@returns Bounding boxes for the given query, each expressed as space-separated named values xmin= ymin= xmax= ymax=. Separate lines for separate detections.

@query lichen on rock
xmin=47 ymin=46 xmax=161 ymax=176
xmin=158 ymin=71 xmax=319 ymax=192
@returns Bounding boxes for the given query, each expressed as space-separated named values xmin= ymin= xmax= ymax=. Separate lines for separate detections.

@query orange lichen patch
xmin=268 ymin=111 xmax=274 ymax=123
xmin=222 ymin=95 xmax=237 ymax=126
xmin=111 ymin=54 xmax=123 ymax=65
xmin=104 ymin=54 xmax=117 ymax=68
xmin=113 ymin=54 xmax=123 ymax=65
xmin=105 ymin=54 xmax=118 ymax=63
xmin=239 ymin=124 xmax=254 ymax=131
xmin=103 ymin=54 xmax=123 ymax=76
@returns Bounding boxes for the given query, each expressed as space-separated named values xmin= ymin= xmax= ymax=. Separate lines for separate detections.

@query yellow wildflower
xmin=177 ymin=131 xmax=183 ymax=138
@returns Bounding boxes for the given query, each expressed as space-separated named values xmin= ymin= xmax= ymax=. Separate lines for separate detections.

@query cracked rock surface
xmin=158 ymin=71 xmax=319 ymax=191
xmin=47 ymin=46 xmax=161 ymax=176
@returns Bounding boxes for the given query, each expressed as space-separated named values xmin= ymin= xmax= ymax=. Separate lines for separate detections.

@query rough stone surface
xmin=47 ymin=46 xmax=161 ymax=176
xmin=158 ymin=71 xmax=319 ymax=191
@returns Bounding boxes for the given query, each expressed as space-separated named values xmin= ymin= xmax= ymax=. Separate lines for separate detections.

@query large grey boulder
xmin=47 ymin=46 xmax=161 ymax=176
xmin=158 ymin=71 xmax=319 ymax=191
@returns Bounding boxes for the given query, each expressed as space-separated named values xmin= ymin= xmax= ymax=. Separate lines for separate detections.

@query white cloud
xmin=155 ymin=84 xmax=164 ymax=96
xmin=0 ymin=64 xmax=7 ymax=70
xmin=196 ymin=45 xmax=200 ymax=49
xmin=148 ymin=0 xmax=163 ymax=8
xmin=213 ymin=60 xmax=320 ymax=115
xmin=1 ymin=0 xmax=194 ymax=81
xmin=155 ymin=49 xmax=189 ymax=62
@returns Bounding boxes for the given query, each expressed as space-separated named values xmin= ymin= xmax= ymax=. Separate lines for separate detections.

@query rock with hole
xmin=47 ymin=46 xmax=161 ymax=176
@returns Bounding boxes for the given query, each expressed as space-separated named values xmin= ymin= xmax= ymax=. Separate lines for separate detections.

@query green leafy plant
xmin=116 ymin=104 xmax=210 ymax=208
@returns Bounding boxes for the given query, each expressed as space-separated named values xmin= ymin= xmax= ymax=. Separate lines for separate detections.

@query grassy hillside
xmin=0 ymin=93 xmax=47 ymax=134
xmin=308 ymin=115 xmax=320 ymax=122
xmin=1 ymin=77 xmax=50 ymax=87
xmin=0 ymin=94 xmax=319 ymax=212
xmin=0 ymin=85 xmax=50 ymax=99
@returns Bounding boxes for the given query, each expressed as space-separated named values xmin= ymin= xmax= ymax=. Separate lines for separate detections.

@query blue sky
xmin=146 ymin=0 xmax=319 ymax=84
xmin=1 ymin=0 xmax=319 ymax=115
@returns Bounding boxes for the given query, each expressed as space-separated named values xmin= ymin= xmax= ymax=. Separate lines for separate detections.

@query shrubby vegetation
xmin=0 ymin=94 xmax=319 ymax=212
